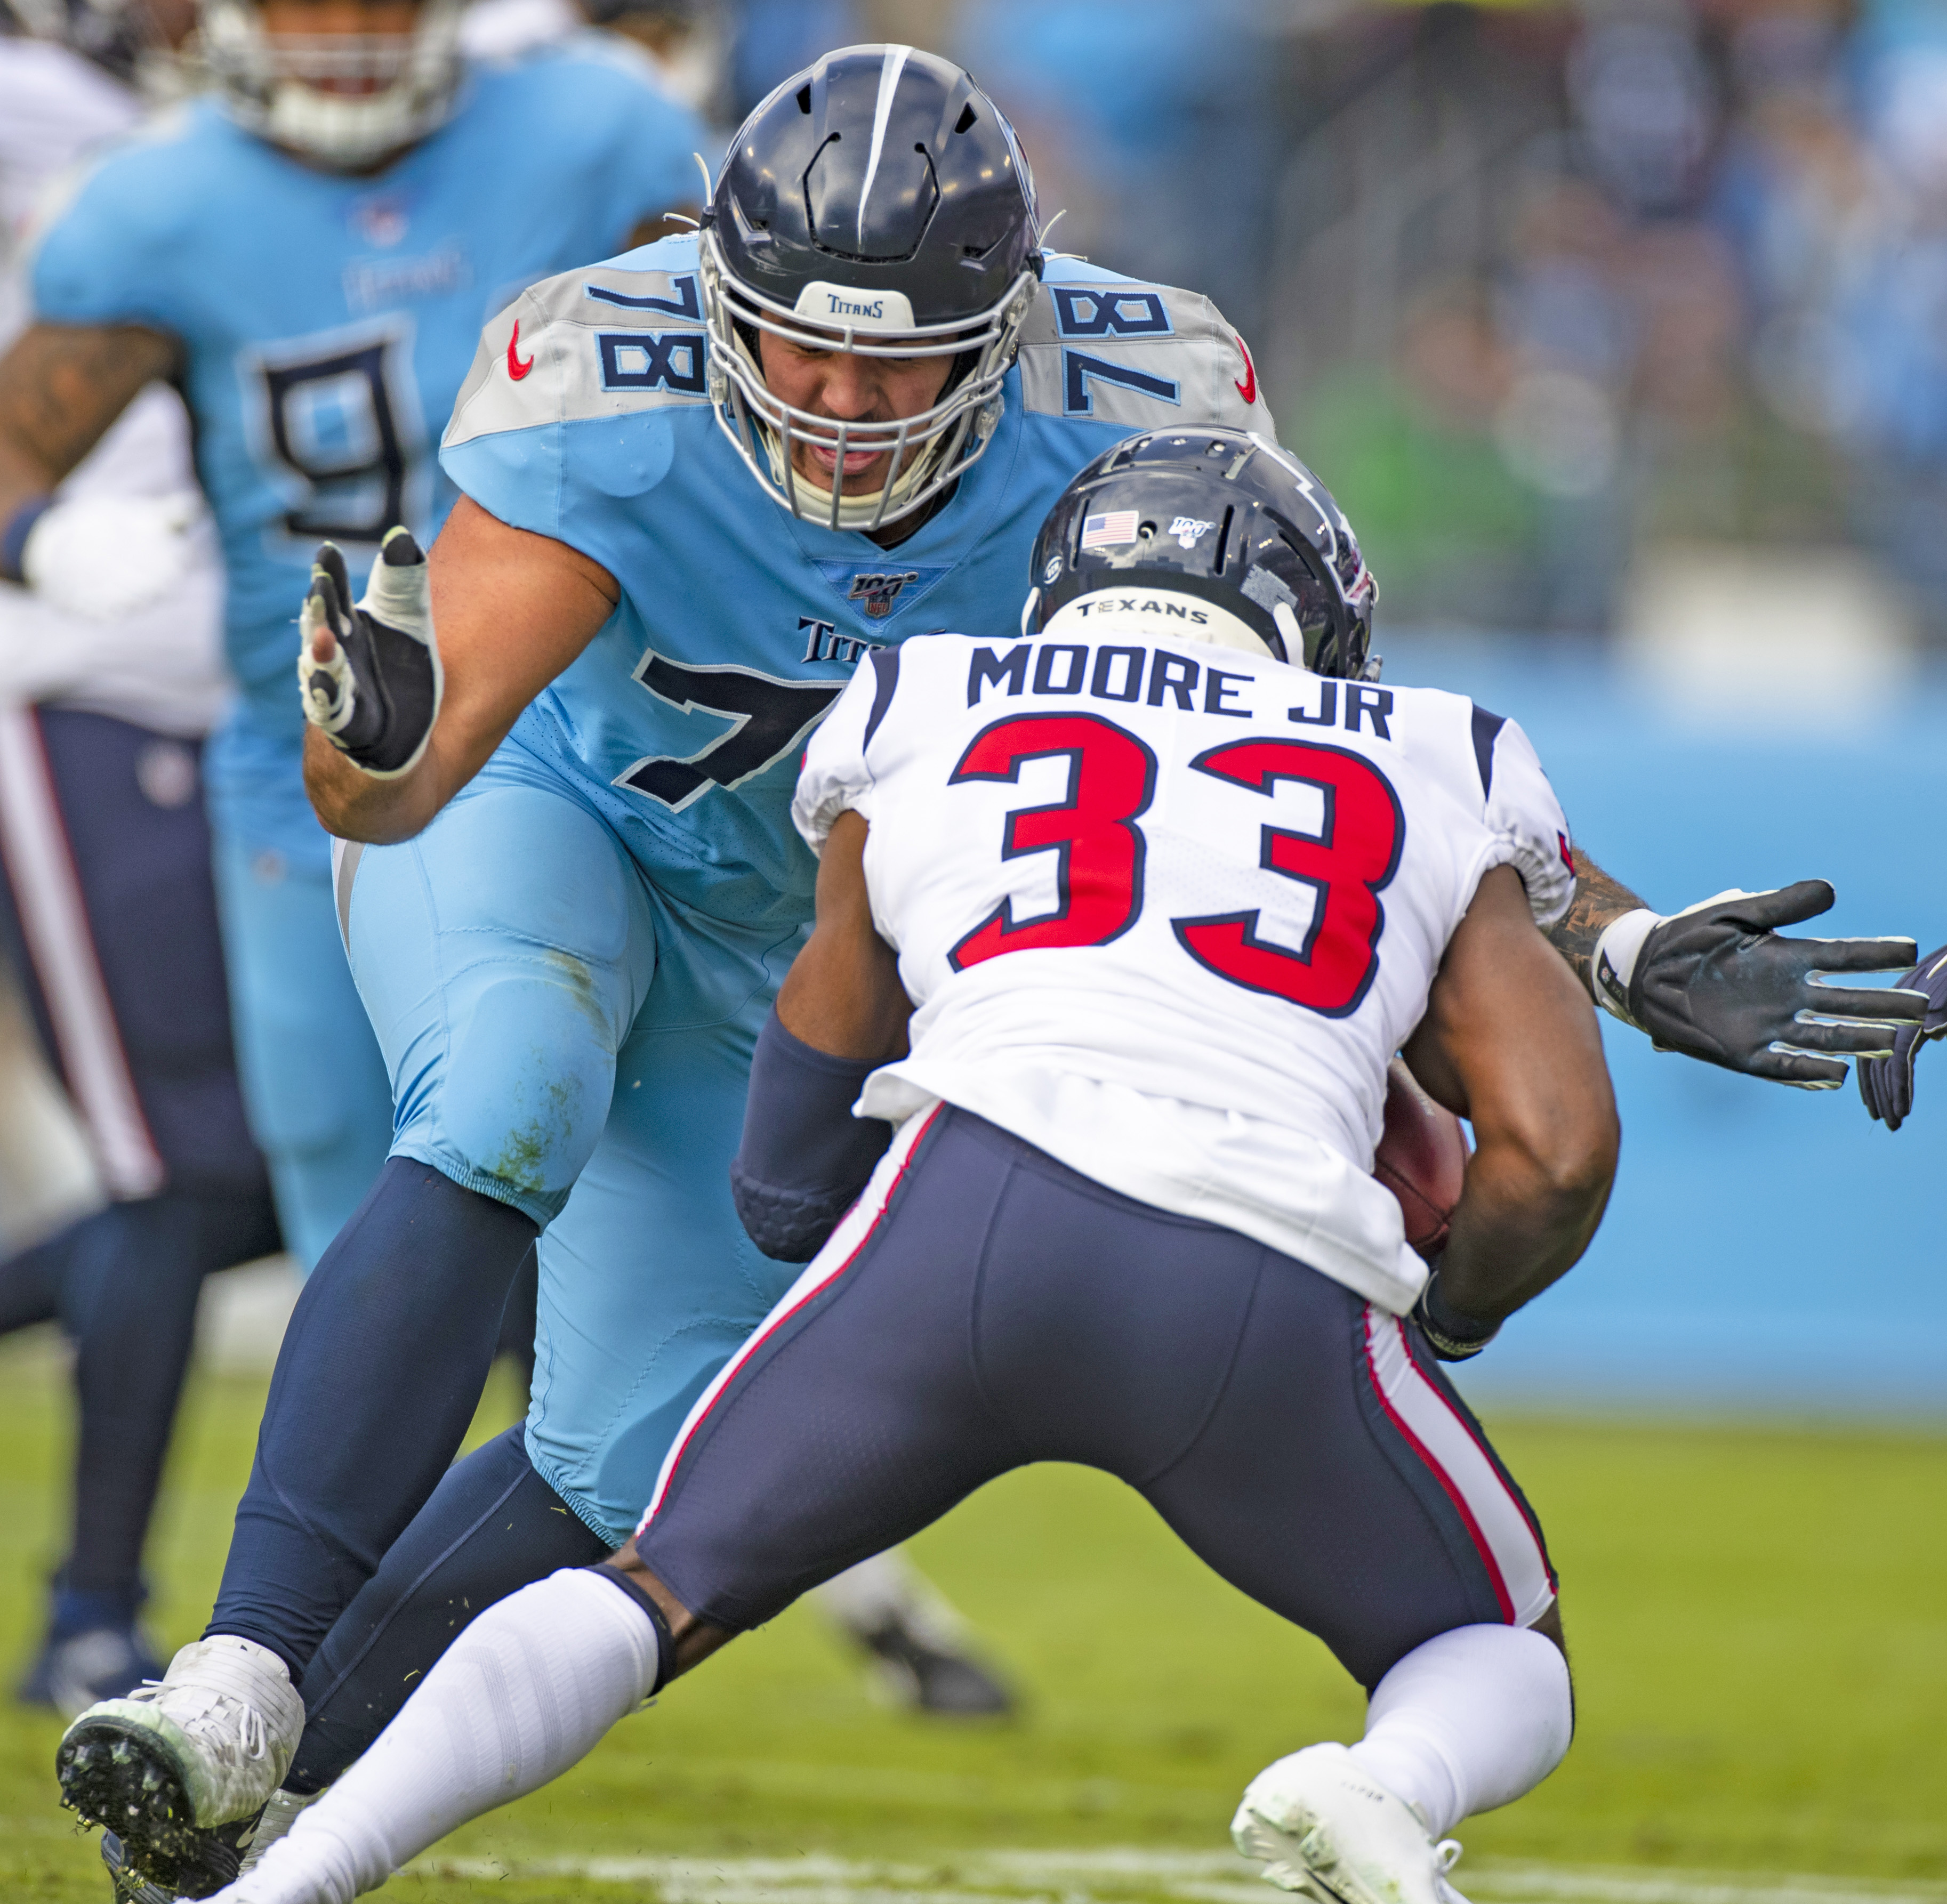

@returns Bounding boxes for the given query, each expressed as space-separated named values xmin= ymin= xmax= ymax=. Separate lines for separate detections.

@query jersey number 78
xmin=945 ymin=712 xmax=1404 ymax=1018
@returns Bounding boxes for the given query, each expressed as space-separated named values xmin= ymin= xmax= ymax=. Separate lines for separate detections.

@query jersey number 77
xmin=945 ymin=712 xmax=1404 ymax=1018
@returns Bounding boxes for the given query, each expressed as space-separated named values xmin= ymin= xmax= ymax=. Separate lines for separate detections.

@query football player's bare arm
xmin=0 ymin=321 xmax=181 ymax=514
xmin=303 ymin=494 xmax=618 ymax=842
xmin=773 ymin=811 xmax=913 ymax=1062
xmin=1403 ymin=865 xmax=1619 ymax=1327
xmin=1542 ymin=849 xmax=1645 ymax=994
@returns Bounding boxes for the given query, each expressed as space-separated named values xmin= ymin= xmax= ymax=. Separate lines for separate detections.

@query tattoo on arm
xmin=0 ymin=322 xmax=182 ymax=509
xmin=1546 ymin=851 xmax=1650 ymax=993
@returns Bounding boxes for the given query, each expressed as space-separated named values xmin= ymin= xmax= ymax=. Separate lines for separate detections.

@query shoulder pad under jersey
xmin=1017 ymin=257 xmax=1276 ymax=438
xmin=442 ymin=239 xmax=709 ymax=454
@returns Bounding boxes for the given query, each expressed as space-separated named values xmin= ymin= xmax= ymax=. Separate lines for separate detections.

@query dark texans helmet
xmin=700 ymin=44 xmax=1042 ymax=533
xmin=1027 ymin=429 xmax=1379 ymax=679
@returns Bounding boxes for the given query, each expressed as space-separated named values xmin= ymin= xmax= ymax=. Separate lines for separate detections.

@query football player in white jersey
xmin=205 ymin=433 xmax=1616 ymax=1904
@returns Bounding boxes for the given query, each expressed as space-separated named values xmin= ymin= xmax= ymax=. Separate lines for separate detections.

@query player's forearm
xmin=1543 ymin=849 xmax=1648 ymax=995
xmin=303 ymin=725 xmax=449 ymax=843
xmin=0 ymin=322 xmax=180 ymax=510
xmin=1409 ymin=867 xmax=1620 ymax=1324
xmin=1436 ymin=1133 xmax=1614 ymax=1324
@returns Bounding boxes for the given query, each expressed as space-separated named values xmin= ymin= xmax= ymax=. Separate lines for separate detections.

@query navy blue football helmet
xmin=700 ymin=44 xmax=1042 ymax=532
xmin=1028 ymin=429 xmax=1378 ymax=679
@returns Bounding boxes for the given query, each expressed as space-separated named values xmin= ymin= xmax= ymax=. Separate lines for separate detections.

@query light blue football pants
xmin=340 ymin=741 xmax=804 ymax=1543
xmin=210 ymin=826 xmax=393 ymax=1271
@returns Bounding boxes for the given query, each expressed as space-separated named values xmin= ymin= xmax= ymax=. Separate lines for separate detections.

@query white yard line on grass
xmin=412 ymin=1846 xmax=1947 ymax=1904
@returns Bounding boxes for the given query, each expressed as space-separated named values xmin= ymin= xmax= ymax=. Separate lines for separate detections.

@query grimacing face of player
xmin=257 ymin=0 xmax=423 ymax=92
xmin=757 ymin=329 xmax=958 ymax=497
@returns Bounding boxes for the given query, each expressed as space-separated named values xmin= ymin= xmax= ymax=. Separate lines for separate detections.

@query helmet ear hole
xmin=796 ymin=85 xmax=812 ymax=111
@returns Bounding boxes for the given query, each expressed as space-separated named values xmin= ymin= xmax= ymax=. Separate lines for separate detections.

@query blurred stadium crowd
xmin=10 ymin=0 xmax=1947 ymax=631
xmin=734 ymin=0 xmax=1947 ymax=641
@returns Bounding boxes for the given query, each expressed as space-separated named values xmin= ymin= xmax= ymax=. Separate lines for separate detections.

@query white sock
xmin=1346 ymin=1624 xmax=1573 ymax=1838
xmin=218 ymin=1569 xmax=661 ymax=1902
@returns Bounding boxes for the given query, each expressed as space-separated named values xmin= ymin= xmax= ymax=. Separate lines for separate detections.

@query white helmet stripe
xmin=856 ymin=44 xmax=914 ymax=252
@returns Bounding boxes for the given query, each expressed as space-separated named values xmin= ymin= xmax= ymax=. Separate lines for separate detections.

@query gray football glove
xmin=1588 ymin=882 xmax=1924 ymax=1090
xmin=297 ymin=527 xmax=442 ymax=778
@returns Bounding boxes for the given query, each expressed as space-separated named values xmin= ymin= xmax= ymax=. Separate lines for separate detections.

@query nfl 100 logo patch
xmin=847 ymin=570 xmax=922 ymax=619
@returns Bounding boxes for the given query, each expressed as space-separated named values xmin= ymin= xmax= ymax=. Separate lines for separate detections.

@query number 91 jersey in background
xmin=795 ymin=618 xmax=1577 ymax=1316
xmin=26 ymin=43 xmax=703 ymax=858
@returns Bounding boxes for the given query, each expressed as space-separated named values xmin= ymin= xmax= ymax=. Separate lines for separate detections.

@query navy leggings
xmin=0 ymin=709 xmax=280 ymax=1618
xmin=641 ymin=1107 xmax=1558 ymax=1692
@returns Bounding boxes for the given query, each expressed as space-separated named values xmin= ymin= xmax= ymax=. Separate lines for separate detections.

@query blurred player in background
xmin=202 ymin=433 xmax=1619 ymax=1904
xmin=0 ymin=0 xmax=284 ymax=1718
xmin=0 ymin=0 xmax=705 ymax=1273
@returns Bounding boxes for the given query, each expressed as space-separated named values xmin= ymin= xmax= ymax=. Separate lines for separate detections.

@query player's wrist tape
xmin=729 ymin=1007 xmax=894 ymax=1262
xmin=1411 ymin=1268 xmax=1501 ymax=1362
xmin=0 ymin=495 xmax=52 ymax=584
xmin=1587 ymin=907 xmax=1659 ymax=1028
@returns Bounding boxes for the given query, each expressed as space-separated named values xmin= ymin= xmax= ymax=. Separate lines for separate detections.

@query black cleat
xmin=57 ymin=1730 xmax=244 ymax=1899
xmin=102 ymin=1829 xmax=181 ymax=1902
xmin=855 ymin=1614 xmax=1016 ymax=1717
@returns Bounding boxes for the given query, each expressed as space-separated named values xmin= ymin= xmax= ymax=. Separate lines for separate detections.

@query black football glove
xmin=1410 ymin=1264 xmax=1500 ymax=1362
xmin=1589 ymin=882 xmax=1924 ymax=1090
xmin=297 ymin=527 xmax=442 ymax=778
xmin=1856 ymin=942 xmax=1947 ymax=1131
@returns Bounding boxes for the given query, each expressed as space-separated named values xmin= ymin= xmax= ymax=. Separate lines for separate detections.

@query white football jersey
xmin=793 ymin=597 xmax=1575 ymax=1315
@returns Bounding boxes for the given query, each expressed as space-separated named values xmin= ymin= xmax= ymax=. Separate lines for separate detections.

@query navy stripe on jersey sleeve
xmin=862 ymin=645 xmax=903 ymax=751
xmin=1469 ymin=704 xmax=1507 ymax=801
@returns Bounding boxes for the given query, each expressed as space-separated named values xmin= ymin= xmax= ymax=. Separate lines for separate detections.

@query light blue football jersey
xmin=440 ymin=237 xmax=1277 ymax=933
xmin=30 ymin=43 xmax=706 ymax=858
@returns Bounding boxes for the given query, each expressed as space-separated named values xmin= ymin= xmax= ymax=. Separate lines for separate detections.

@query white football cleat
xmin=1232 ymin=1742 xmax=1471 ymax=1904
xmin=58 ymin=1637 xmax=305 ymax=1895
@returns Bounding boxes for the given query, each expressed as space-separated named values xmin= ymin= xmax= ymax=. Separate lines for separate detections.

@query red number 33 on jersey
xmin=947 ymin=714 xmax=1403 ymax=1018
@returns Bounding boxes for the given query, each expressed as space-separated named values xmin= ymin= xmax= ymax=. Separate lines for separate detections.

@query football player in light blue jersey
xmin=2 ymin=0 xmax=704 ymax=1271
xmin=53 ymin=46 xmax=1282 ymax=1892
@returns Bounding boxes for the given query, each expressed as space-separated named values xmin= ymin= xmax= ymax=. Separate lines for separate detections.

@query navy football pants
xmin=640 ymin=1106 xmax=1558 ymax=1692
xmin=0 ymin=709 xmax=280 ymax=1618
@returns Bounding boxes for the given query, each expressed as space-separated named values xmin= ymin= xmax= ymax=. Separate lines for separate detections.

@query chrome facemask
xmin=697 ymin=223 xmax=1037 ymax=536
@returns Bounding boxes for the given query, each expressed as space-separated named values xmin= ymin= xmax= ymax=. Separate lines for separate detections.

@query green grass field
xmin=2 ymin=1334 xmax=1943 ymax=1904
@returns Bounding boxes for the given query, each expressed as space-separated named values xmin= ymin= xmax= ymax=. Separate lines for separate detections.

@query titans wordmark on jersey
xmin=438 ymin=236 xmax=1277 ymax=935
xmin=28 ymin=40 xmax=704 ymax=853
xmin=793 ymin=615 xmax=1575 ymax=1317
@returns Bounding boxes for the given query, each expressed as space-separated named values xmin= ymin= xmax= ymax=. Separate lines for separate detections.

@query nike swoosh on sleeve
xmin=1234 ymin=334 xmax=1257 ymax=406
xmin=507 ymin=319 xmax=534 ymax=382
